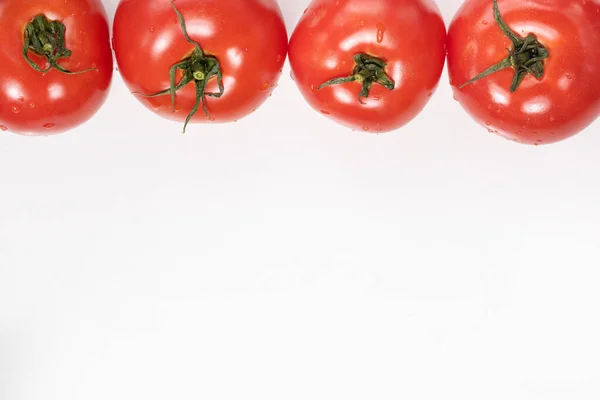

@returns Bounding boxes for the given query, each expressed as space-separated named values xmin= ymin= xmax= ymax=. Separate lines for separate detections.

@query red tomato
xmin=289 ymin=0 xmax=446 ymax=133
xmin=448 ymin=0 xmax=600 ymax=145
xmin=0 ymin=0 xmax=113 ymax=136
xmin=113 ymin=0 xmax=288 ymax=132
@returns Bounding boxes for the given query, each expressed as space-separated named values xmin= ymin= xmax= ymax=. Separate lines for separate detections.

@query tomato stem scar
xmin=459 ymin=0 xmax=549 ymax=92
xmin=134 ymin=0 xmax=224 ymax=133
xmin=22 ymin=15 xmax=96 ymax=75
xmin=318 ymin=53 xmax=395 ymax=104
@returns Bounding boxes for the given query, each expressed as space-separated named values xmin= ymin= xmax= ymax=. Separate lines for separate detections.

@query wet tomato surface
xmin=0 ymin=0 xmax=113 ymax=135
xmin=448 ymin=0 xmax=600 ymax=145
xmin=289 ymin=0 xmax=447 ymax=133
xmin=113 ymin=0 xmax=288 ymax=131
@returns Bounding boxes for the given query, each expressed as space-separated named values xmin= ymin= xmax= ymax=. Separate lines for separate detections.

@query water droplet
xmin=373 ymin=96 xmax=381 ymax=101
xmin=376 ymin=125 xmax=383 ymax=132
xmin=566 ymin=74 xmax=572 ymax=80
xmin=260 ymin=82 xmax=270 ymax=91
xmin=487 ymin=128 xmax=494 ymax=133
xmin=376 ymin=22 xmax=386 ymax=43
xmin=310 ymin=84 xmax=315 ymax=91
xmin=427 ymin=92 xmax=433 ymax=97
xmin=485 ymin=121 xmax=492 ymax=126
xmin=453 ymin=94 xmax=458 ymax=101
xmin=12 ymin=105 xmax=22 ymax=114
xmin=549 ymin=116 xmax=555 ymax=122
xmin=0 ymin=125 xmax=7 ymax=131
xmin=359 ymin=20 xmax=365 ymax=27
xmin=43 ymin=123 xmax=55 ymax=129
xmin=320 ymin=110 xmax=330 ymax=115
xmin=233 ymin=120 xmax=238 ymax=122
xmin=149 ymin=25 xmax=155 ymax=32
xmin=18 ymin=96 xmax=24 ymax=102
xmin=481 ymin=20 xmax=489 ymax=25
xmin=28 ymin=101 xmax=35 ymax=108
xmin=362 ymin=126 xmax=370 ymax=131
xmin=290 ymin=71 xmax=296 ymax=81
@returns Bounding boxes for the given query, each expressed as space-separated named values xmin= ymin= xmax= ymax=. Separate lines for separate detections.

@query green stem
xmin=459 ymin=0 xmax=549 ymax=92
xmin=136 ymin=0 xmax=224 ymax=133
xmin=23 ymin=15 xmax=96 ymax=74
xmin=318 ymin=53 xmax=395 ymax=103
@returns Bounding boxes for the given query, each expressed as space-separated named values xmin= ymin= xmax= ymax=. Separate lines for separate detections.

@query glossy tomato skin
xmin=113 ymin=0 xmax=288 ymax=125
xmin=289 ymin=0 xmax=446 ymax=133
xmin=448 ymin=0 xmax=600 ymax=145
xmin=0 ymin=0 xmax=112 ymax=136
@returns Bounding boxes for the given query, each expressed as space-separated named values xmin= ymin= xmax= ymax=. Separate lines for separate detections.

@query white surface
xmin=1 ymin=1 xmax=600 ymax=399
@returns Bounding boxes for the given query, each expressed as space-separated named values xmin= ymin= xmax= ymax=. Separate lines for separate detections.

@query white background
xmin=2 ymin=0 xmax=600 ymax=399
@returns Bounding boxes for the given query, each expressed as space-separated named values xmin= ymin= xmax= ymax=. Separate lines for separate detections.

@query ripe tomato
xmin=289 ymin=0 xmax=446 ymax=133
xmin=113 ymin=0 xmax=288 ymax=132
xmin=0 ymin=0 xmax=113 ymax=136
xmin=448 ymin=0 xmax=600 ymax=145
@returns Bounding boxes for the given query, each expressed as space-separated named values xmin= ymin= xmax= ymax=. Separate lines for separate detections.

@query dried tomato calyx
xmin=318 ymin=53 xmax=395 ymax=104
xmin=460 ymin=0 xmax=549 ymax=92
xmin=135 ymin=0 xmax=224 ymax=133
xmin=23 ymin=14 xmax=96 ymax=74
